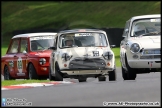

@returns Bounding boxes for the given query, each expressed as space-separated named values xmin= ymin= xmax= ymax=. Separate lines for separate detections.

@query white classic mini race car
xmin=49 ymin=29 xmax=116 ymax=82
xmin=120 ymin=14 xmax=161 ymax=80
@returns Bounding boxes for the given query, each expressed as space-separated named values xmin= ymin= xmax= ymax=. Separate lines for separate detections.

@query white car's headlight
xmin=39 ymin=58 xmax=46 ymax=65
xmin=130 ymin=43 xmax=140 ymax=53
xmin=102 ymin=51 xmax=113 ymax=60
xmin=62 ymin=53 xmax=72 ymax=61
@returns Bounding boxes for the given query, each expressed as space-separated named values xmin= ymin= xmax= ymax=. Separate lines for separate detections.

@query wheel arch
xmin=122 ymin=53 xmax=127 ymax=69
xmin=55 ymin=61 xmax=59 ymax=68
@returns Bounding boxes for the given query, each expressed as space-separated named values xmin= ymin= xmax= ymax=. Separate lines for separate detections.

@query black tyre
xmin=28 ymin=63 xmax=38 ymax=80
xmin=4 ymin=66 xmax=14 ymax=80
xmin=109 ymin=66 xmax=116 ymax=81
xmin=125 ymin=56 xmax=136 ymax=80
xmin=98 ymin=75 xmax=106 ymax=81
xmin=121 ymin=66 xmax=128 ymax=80
xmin=78 ymin=77 xmax=87 ymax=82
xmin=55 ymin=63 xmax=63 ymax=81
xmin=49 ymin=66 xmax=55 ymax=81
xmin=38 ymin=76 xmax=47 ymax=80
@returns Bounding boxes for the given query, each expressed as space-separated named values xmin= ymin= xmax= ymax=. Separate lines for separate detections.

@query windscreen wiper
xmin=142 ymin=32 xmax=161 ymax=36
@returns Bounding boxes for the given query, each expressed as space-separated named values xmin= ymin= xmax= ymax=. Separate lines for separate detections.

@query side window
xmin=8 ymin=39 xmax=20 ymax=53
xmin=20 ymin=39 xmax=28 ymax=53
xmin=122 ymin=21 xmax=130 ymax=37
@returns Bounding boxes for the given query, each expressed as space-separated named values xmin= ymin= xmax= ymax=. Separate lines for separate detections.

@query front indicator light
xmin=41 ymin=67 xmax=47 ymax=71
xmin=107 ymin=62 xmax=111 ymax=66
xmin=64 ymin=64 xmax=67 ymax=67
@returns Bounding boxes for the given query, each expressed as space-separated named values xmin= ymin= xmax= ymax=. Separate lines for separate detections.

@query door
xmin=6 ymin=38 xmax=20 ymax=77
xmin=14 ymin=38 xmax=28 ymax=77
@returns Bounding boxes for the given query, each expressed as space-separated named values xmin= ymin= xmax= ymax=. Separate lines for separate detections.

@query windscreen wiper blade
xmin=142 ymin=32 xmax=160 ymax=36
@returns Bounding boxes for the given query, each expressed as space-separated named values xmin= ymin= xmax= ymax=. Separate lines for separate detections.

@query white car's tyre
xmin=98 ymin=75 xmax=106 ymax=81
xmin=125 ymin=56 xmax=136 ymax=80
xmin=109 ymin=66 xmax=117 ymax=81
xmin=121 ymin=66 xmax=128 ymax=80
xmin=78 ymin=77 xmax=87 ymax=82
xmin=49 ymin=66 xmax=55 ymax=81
xmin=55 ymin=63 xmax=63 ymax=81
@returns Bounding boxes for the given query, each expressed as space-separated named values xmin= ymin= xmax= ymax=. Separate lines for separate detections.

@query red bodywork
xmin=1 ymin=37 xmax=53 ymax=79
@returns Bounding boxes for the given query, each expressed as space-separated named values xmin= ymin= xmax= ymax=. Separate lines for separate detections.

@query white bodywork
xmin=120 ymin=14 xmax=161 ymax=70
xmin=50 ymin=29 xmax=115 ymax=76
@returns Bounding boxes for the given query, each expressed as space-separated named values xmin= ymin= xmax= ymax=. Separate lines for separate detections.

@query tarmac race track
xmin=2 ymin=67 xmax=161 ymax=107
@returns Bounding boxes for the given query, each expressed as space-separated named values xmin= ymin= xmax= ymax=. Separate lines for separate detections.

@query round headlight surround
xmin=103 ymin=51 xmax=113 ymax=60
xmin=62 ymin=53 xmax=72 ymax=61
xmin=39 ymin=58 xmax=46 ymax=65
xmin=130 ymin=43 xmax=140 ymax=53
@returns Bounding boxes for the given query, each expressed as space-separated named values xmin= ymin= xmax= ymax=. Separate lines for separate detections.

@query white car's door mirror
xmin=122 ymin=29 xmax=129 ymax=37
xmin=110 ymin=45 xmax=116 ymax=48
xmin=125 ymin=29 xmax=129 ymax=33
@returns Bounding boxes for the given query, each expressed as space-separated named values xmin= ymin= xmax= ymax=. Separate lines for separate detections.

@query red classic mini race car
xmin=1 ymin=33 xmax=57 ymax=80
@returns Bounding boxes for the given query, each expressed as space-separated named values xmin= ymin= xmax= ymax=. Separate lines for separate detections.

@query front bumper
xmin=128 ymin=60 xmax=161 ymax=68
xmin=60 ymin=68 xmax=114 ymax=75
xmin=37 ymin=66 xmax=49 ymax=75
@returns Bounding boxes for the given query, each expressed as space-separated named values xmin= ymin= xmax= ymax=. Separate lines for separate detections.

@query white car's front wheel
xmin=109 ymin=70 xmax=116 ymax=81
xmin=78 ymin=76 xmax=87 ymax=82
xmin=98 ymin=75 xmax=106 ymax=81
xmin=121 ymin=66 xmax=128 ymax=80
xmin=55 ymin=63 xmax=63 ymax=81
xmin=125 ymin=56 xmax=137 ymax=80
xmin=108 ymin=65 xmax=117 ymax=81
xmin=49 ymin=66 xmax=55 ymax=81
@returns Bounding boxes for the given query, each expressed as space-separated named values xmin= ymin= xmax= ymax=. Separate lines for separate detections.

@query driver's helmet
xmin=133 ymin=24 xmax=146 ymax=36
xmin=63 ymin=36 xmax=74 ymax=46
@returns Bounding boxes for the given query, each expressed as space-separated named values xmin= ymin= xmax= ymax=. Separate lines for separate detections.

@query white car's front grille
xmin=140 ymin=55 xmax=161 ymax=59
xmin=69 ymin=58 xmax=106 ymax=69
xmin=142 ymin=49 xmax=161 ymax=55
xmin=140 ymin=48 xmax=161 ymax=59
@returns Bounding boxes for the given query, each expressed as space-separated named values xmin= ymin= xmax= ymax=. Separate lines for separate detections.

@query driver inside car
xmin=64 ymin=36 xmax=74 ymax=47
xmin=133 ymin=24 xmax=147 ymax=36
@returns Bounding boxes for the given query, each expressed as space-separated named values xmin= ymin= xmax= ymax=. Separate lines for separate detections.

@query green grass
xmin=112 ymin=47 xmax=121 ymax=67
xmin=2 ymin=80 xmax=50 ymax=86
xmin=1 ymin=1 xmax=160 ymax=48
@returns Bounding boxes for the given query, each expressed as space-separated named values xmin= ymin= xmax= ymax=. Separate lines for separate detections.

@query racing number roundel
xmin=17 ymin=57 xmax=23 ymax=73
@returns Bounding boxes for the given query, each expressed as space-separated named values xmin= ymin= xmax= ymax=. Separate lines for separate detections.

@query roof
xmin=58 ymin=29 xmax=106 ymax=34
xmin=12 ymin=32 xmax=57 ymax=39
xmin=129 ymin=14 xmax=160 ymax=22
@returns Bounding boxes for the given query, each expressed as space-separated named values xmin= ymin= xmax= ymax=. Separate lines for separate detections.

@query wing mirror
xmin=110 ymin=45 xmax=116 ymax=48
xmin=122 ymin=29 xmax=129 ymax=37
xmin=48 ymin=46 xmax=56 ymax=50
